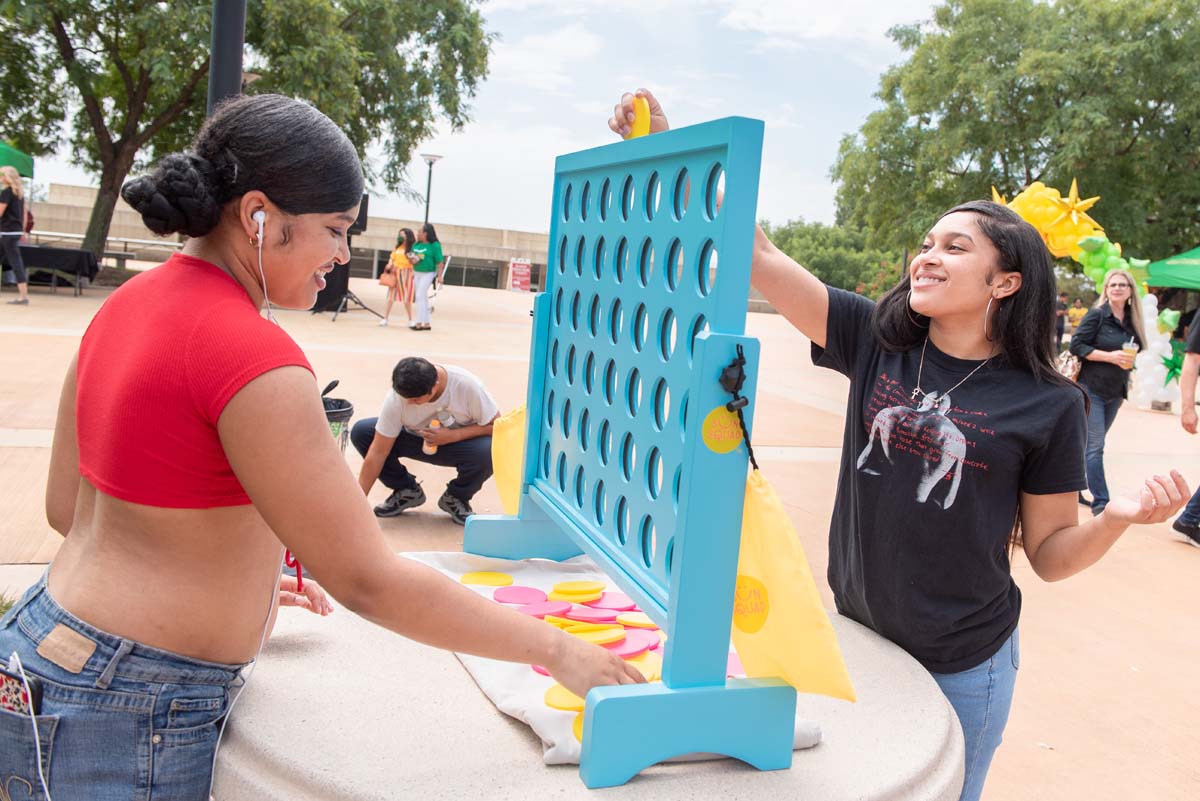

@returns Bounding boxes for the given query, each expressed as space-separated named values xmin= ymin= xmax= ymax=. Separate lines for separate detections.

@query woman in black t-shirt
xmin=607 ymin=90 xmax=1190 ymax=801
xmin=0 ymin=165 xmax=30 ymax=304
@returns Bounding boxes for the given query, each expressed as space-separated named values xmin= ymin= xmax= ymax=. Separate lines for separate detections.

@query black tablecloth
xmin=18 ymin=245 xmax=100 ymax=282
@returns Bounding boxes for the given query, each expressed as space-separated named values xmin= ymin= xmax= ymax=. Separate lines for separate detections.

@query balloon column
xmin=1130 ymin=293 xmax=1181 ymax=410
xmin=1076 ymin=236 xmax=1150 ymax=292
xmin=992 ymin=180 xmax=1103 ymax=259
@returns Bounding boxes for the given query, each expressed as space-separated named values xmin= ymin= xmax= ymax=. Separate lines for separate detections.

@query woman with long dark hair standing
xmin=607 ymin=89 xmax=1188 ymax=801
xmin=410 ymin=222 xmax=443 ymax=330
xmin=380 ymin=227 xmax=416 ymax=327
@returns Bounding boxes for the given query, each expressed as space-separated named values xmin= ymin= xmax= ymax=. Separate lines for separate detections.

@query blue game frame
xmin=464 ymin=117 xmax=796 ymax=787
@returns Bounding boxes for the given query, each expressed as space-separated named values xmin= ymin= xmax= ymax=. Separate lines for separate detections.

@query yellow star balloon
xmin=995 ymin=179 xmax=1104 ymax=259
xmin=1047 ymin=179 xmax=1101 ymax=230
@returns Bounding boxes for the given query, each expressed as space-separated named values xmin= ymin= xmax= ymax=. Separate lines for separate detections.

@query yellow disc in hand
xmin=553 ymin=580 xmax=605 ymax=595
xmin=616 ymin=611 xmax=657 ymax=629
xmin=542 ymin=615 xmax=576 ymax=629
xmin=544 ymin=683 xmax=585 ymax=712
xmin=548 ymin=590 xmax=602 ymax=603
xmin=569 ymin=626 xmax=626 ymax=646
xmin=625 ymin=650 xmax=662 ymax=682
xmin=572 ymin=711 xmax=585 ymax=742
xmin=460 ymin=571 xmax=513 ymax=587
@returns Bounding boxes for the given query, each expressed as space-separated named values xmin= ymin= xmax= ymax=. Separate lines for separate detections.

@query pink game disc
xmin=726 ymin=652 xmax=745 ymax=677
xmin=605 ymin=628 xmax=659 ymax=659
xmin=584 ymin=592 xmax=637 ymax=611
xmin=564 ymin=605 xmax=618 ymax=623
xmin=494 ymin=586 xmax=548 ymax=605
xmin=517 ymin=600 xmax=572 ymax=619
xmin=531 ymin=664 xmax=551 ymax=676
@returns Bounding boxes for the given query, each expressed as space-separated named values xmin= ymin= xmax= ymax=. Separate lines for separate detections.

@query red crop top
xmin=76 ymin=253 xmax=313 ymax=508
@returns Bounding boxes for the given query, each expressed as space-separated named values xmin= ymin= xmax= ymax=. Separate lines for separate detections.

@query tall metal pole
xmin=207 ymin=0 xmax=247 ymax=115
xmin=423 ymin=161 xmax=433 ymax=225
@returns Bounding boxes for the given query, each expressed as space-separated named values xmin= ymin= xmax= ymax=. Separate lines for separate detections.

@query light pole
xmin=421 ymin=153 xmax=442 ymax=225
xmin=207 ymin=0 xmax=247 ymax=115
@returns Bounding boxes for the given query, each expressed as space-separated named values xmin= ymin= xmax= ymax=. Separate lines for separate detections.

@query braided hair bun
xmin=121 ymin=153 xmax=222 ymax=237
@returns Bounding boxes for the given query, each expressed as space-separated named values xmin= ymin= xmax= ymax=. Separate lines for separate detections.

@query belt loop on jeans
xmin=96 ymin=638 xmax=135 ymax=689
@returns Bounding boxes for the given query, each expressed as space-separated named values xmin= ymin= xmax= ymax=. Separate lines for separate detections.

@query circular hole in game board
xmin=588 ymin=295 xmax=601 ymax=337
xmin=583 ymin=351 xmax=596 ymax=394
xmin=672 ymin=167 xmax=689 ymax=221
xmin=566 ymin=344 xmax=577 ymax=385
xmin=575 ymin=236 xmax=586 ymax=277
xmin=557 ymin=235 xmax=567 ymax=274
xmin=556 ymin=452 xmax=567 ymax=493
xmin=651 ymin=378 xmax=670 ymax=431
xmin=659 ymin=308 xmax=677 ymax=362
xmin=574 ymin=466 xmax=586 ymax=508
xmin=562 ymin=398 xmax=572 ymax=437
xmin=562 ymin=183 xmax=573 ymax=222
xmin=579 ymin=408 xmax=591 ymax=451
xmin=704 ymin=163 xmax=724 ymax=221
xmin=603 ymin=359 xmax=617 ymax=405
xmin=545 ymin=390 xmax=555 ymax=429
xmin=550 ymin=339 xmax=560 ymax=376
xmin=614 ymin=237 xmax=629 ymax=283
xmin=609 ymin=298 xmax=624 ymax=346
xmin=680 ymin=392 xmax=690 ymax=441
xmin=593 ymin=236 xmax=606 ymax=281
xmin=594 ymin=480 xmax=607 ymax=526
xmin=620 ymin=175 xmax=635 ymax=222
xmin=665 ymin=238 xmax=683 ymax=291
xmin=625 ymin=368 xmax=642 ymax=417
xmin=637 ymin=237 xmax=655 ymax=288
xmin=698 ymin=240 xmax=718 ymax=297
xmin=646 ymin=447 xmax=663 ymax=500
xmin=672 ymin=464 xmax=682 ymax=512
xmin=580 ymin=180 xmax=591 ymax=222
xmin=599 ymin=177 xmax=612 ymax=222
xmin=570 ymin=292 xmax=582 ymax=331
xmin=541 ymin=442 xmax=550 ymax=479
xmin=687 ymin=314 xmax=708 ymax=365
xmin=615 ymin=496 xmax=629 ymax=545
xmin=665 ymin=537 xmax=676 ymax=579
xmin=620 ymin=432 xmax=636 ymax=482
xmin=632 ymin=303 xmax=649 ymax=352
xmin=640 ymin=516 xmax=656 ymax=568
xmin=644 ymin=171 xmax=661 ymax=221
xmin=554 ymin=288 xmax=564 ymax=326
xmin=599 ymin=419 xmax=613 ymax=465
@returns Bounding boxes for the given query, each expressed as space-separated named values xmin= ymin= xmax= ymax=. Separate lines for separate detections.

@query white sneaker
xmin=378 ymin=318 xmax=389 ymax=327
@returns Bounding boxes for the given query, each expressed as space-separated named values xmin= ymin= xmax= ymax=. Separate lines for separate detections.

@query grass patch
xmin=0 ymin=592 xmax=13 ymax=617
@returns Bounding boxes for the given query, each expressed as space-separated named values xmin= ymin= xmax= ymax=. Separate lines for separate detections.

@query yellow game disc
xmin=553 ymin=580 xmax=605 ymax=595
xmin=542 ymin=615 xmax=575 ymax=629
xmin=569 ymin=626 xmax=626 ymax=646
xmin=548 ymin=590 xmax=602 ymax=603
xmin=460 ymin=571 xmax=513 ymax=587
xmin=562 ymin=621 xmax=613 ymax=633
xmin=616 ymin=611 xmax=657 ymax=629
xmin=544 ymin=683 xmax=585 ymax=711
xmin=572 ymin=711 xmax=585 ymax=742
xmin=625 ymin=650 xmax=662 ymax=682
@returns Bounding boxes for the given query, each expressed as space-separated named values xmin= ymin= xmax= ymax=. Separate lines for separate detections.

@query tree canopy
xmin=761 ymin=218 xmax=903 ymax=299
xmin=1 ymin=1 xmax=493 ymax=254
xmin=832 ymin=0 xmax=1200 ymax=260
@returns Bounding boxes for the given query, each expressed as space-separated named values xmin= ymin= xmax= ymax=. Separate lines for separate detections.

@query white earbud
xmin=251 ymin=210 xmax=276 ymax=324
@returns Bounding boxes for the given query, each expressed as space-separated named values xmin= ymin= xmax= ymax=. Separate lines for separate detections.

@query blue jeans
xmin=0 ymin=572 xmax=246 ymax=801
xmin=1178 ymin=486 xmax=1200 ymax=526
xmin=351 ymin=417 xmax=493 ymax=501
xmin=1085 ymin=390 xmax=1124 ymax=512
xmin=931 ymin=629 xmax=1020 ymax=801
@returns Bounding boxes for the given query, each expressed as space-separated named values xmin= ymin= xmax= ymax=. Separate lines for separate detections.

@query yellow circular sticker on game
xmin=702 ymin=406 xmax=743 ymax=454
xmin=732 ymin=575 xmax=769 ymax=634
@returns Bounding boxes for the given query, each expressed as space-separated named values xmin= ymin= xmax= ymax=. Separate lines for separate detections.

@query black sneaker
xmin=374 ymin=486 xmax=426 ymax=517
xmin=1172 ymin=518 xmax=1200 ymax=548
xmin=1078 ymin=492 xmax=1094 ymax=508
xmin=437 ymin=492 xmax=473 ymax=525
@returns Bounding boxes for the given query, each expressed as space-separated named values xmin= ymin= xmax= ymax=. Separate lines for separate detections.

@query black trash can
xmin=324 ymin=397 xmax=354 ymax=453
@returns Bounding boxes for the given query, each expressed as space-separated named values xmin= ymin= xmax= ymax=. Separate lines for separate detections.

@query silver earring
xmin=983 ymin=296 xmax=995 ymax=340
xmin=907 ymin=292 xmax=930 ymax=328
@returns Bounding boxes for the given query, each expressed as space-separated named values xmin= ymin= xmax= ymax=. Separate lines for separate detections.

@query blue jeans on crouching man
xmin=351 ymin=417 xmax=492 ymax=501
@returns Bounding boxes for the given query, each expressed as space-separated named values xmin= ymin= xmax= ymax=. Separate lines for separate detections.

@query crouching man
xmin=352 ymin=357 xmax=499 ymax=524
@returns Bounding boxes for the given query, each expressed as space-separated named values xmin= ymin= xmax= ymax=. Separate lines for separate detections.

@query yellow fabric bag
xmin=492 ymin=405 xmax=527 ymax=515
xmin=731 ymin=470 xmax=856 ymax=702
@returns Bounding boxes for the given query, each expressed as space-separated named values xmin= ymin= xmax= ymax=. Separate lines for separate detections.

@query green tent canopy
xmin=0 ymin=142 xmax=33 ymax=178
xmin=1148 ymin=246 xmax=1200 ymax=290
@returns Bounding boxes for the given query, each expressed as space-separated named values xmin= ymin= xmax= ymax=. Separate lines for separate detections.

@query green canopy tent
xmin=0 ymin=142 xmax=33 ymax=178
xmin=1148 ymin=246 xmax=1200 ymax=290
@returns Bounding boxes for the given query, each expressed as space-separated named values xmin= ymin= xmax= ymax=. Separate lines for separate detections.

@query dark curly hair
xmin=121 ymin=94 xmax=363 ymax=237
xmin=392 ymin=357 xmax=437 ymax=399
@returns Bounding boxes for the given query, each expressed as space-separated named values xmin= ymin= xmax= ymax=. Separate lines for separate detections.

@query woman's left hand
xmin=1102 ymin=470 xmax=1190 ymax=526
xmin=279 ymin=574 xmax=334 ymax=616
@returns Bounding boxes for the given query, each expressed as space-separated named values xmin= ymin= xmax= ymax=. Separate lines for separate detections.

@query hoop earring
xmin=983 ymin=296 xmax=995 ymax=340
xmin=907 ymin=292 xmax=930 ymax=328
xmin=249 ymin=234 xmax=259 ymax=247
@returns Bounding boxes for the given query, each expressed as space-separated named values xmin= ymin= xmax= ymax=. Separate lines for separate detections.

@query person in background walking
xmin=410 ymin=222 xmax=444 ymax=331
xmin=380 ymin=227 xmax=415 ymax=327
xmin=0 ymin=165 xmax=30 ymax=305
xmin=1171 ymin=312 xmax=1200 ymax=546
xmin=1054 ymin=291 xmax=1068 ymax=351
xmin=1067 ymin=297 xmax=1087 ymax=331
xmin=1069 ymin=269 xmax=1146 ymax=514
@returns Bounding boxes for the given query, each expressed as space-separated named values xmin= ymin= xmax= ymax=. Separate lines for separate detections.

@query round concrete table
xmin=215 ymin=604 xmax=962 ymax=800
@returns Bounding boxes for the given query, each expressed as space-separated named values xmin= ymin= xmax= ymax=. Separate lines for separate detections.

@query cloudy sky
xmin=38 ymin=0 xmax=939 ymax=233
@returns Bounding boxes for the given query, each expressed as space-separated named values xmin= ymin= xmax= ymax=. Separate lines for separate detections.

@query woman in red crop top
xmin=0 ymin=94 xmax=641 ymax=799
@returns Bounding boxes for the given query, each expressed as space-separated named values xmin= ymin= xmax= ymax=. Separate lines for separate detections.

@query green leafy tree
xmin=762 ymin=218 xmax=903 ymax=299
xmin=832 ymin=0 xmax=1200 ymax=259
xmin=1 ymin=1 xmax=493 ymax=256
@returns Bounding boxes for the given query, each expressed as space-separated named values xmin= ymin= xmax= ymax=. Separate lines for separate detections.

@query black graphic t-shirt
xmin=814 ymin=287 xmax=1087 ymax=673
xmin=0 ymin=188 xmax=23 ymax=233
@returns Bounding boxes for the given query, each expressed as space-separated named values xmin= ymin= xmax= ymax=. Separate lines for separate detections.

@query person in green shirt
xmin=410 ymin=223 xmax=445 ymax=330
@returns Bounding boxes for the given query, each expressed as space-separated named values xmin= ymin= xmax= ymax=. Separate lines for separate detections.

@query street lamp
xmin=420 ymin=153 xmax=442 ymax=225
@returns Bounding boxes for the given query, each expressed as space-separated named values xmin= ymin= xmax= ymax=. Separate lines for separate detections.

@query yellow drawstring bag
xmin=731 ymin=470 xmax=856 ymax=702
xmin=492 ymin=406 xmax=527 ymax=515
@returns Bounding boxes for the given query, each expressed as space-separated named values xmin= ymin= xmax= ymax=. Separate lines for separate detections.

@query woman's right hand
xmin=1110 ymin=349 xmax=1135 ymax=370
xmin=544 ymin=629 xmax=645 ymax=700
xmin=608 ymin=89 xmax=670 ymax=139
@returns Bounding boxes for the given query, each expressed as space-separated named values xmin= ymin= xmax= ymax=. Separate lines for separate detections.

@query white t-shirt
xmin=375 ymin=365 xmax=500 ymax=438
